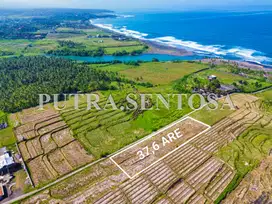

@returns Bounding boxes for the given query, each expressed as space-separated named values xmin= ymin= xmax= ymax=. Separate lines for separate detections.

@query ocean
xmin=93 ymin=10 xmax=272 ymax=65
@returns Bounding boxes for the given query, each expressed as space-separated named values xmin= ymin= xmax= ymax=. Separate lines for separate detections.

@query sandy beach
xmin=143 ymin=40 xmax=193 ymax=56
xmin=200 ymin=58 xmax=272 ymax=72
xmin=91 ymin=21 xmax=192 ymax=56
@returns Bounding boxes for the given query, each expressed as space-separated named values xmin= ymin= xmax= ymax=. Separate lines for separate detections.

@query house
xmin=0 ymin=185 xmax=4 ymax=201
xmin=111 ymin=35 xmax=128 ymax=41
xmin=219 ymin=84 xmax=237 ymax=93
xmin=0 ymin=148 xmax=6 ymax=157
xmin=208 ymin=75 xmax=217 ymax=81
xmin=0 ymin=123 xmax=8 ymax=130
xmin=0 ymin=147 xmax=14 ymax=173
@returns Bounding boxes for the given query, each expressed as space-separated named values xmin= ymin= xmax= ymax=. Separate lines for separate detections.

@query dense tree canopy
xmin=48 ymin=47 xmax=105 ymax=57
xmin=0 ymin=56 xmax=128 ymax=112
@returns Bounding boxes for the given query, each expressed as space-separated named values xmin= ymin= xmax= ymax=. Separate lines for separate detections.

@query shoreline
xmin=90 ymin=21 xmax=192 ymax=57
xmin=200 ymin=58 xmax=272 ymax=72
xmin=143 ymin=40 xmax=193 ymax=56
xmin=90 ymin=20 xmax=271 ymax=72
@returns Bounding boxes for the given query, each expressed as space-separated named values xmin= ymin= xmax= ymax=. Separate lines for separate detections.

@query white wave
xmin=91 ymin=22 xmax=148 ymax=39
xmin=151 ymin=36 xmax=272 ymax=64
xmin=228 ymin=47 xmax=272 ymax=64
xmin=151 ymin=36 xmax=227 ymax=55
xmin=90 ymin=20 xmax=272 ymax=65
xmin=120 ymin=14 xmax=135 ymax=18
xmin=228 ymin=47 xmax=255 ymax=57
xmin=114 ymin=14 xmax=135 ymax=19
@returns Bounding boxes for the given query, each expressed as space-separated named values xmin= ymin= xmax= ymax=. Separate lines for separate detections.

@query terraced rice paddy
xmin=14 ymin=107 xmax=94 ymax=186
xmin=60 ymin=97 xmax=136 ymax=158
xmin=21 ymin=93 xmax=272 ymax=204
xmin=223 ymin=156 xmax=272 ymax=204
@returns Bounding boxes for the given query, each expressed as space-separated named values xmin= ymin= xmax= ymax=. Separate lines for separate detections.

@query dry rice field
xmin=223 ymin=156 xmax=272 ymax=204
xmin=14 ymin=106 xmax=95 ymax=186
xmin=21 ymin=93 xmax=272 ymax=204
xmin=111 ymin=117 xmax=209 ymax=178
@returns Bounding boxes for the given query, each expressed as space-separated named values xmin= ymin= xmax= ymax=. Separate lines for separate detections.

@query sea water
xmin=93 ymin=10 xmax=272 ymax=65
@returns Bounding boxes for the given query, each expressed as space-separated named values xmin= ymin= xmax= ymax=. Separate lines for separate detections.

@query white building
xmin=208 ymin=75 xmax=217 ymax=81
xmin=0 ymin=148 xmax=14 ymax=171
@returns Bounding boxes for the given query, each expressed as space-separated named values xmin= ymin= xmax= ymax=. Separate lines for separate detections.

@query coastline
xmin=143 ymin=40 xmax=193 ymax=56
xmin=200 ymin=58 xmax=272 ymax=72
xmin=90 ymin=20 xmax=271 ymax=72
xmin=90 ymin=21 xmax=192 ymax=57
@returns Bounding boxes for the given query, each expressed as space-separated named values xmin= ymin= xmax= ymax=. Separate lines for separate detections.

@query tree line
xmin=0 ymin=56 xmax=135 ymax=113
xmin=47 ymin=47 xmax=105 ymax=57
xmin=57 ymin=40 xmax=85 ymax=49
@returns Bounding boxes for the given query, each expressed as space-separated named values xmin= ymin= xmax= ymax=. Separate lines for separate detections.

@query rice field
xmin=21 ymin=93 xmax=271 ymax=204
xmin=14 ymin=106 xmax=94 ymax=187
xmin=55 ymin=89 xmax=198 ymax=159
xmin=0 ymin=39 xmax=31 ymax=56
xmin=111 ymin=117 xmax=209 ymax=178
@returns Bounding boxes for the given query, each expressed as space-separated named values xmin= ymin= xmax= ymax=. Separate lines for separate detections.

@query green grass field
xmin=0 ymin=39 xmax=31 ymax=56
xmin=0 ymin=27 xmax=145 ymax=57
xmin=255 ymin=88 xmax=272 ymax=100
xmin=174 ymin=65 xmax=271 ymax=93
xmin=0 ymin=112 xmax=16 ymax=149
xmin=24 ymin=39 xmax=59 ymax=54
xmin=56 ymin=27 xmax=107 ymax=36
xmin=0 ymin=111 xmax=5 ymax=118
xmin=190 ymin=103 xmax=235 ymax=126
xmin=114 ymin=61 xmax=207 ymax=85
xmin=194 ymin=69 xmax=245 ymax=84
xmin=91 ymin=63 xmax=133 ymax=72
xmin=81 ymin=28 xmax=108 ymax=36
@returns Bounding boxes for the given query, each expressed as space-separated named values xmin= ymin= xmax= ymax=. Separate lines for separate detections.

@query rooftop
xmin=0 ymin=148 xmax=14 ymax=169
xmin=219 ymin=84 xmax=236 ymax=92
xmin=208 ymin=75 xmax=217 ymax=80
xmin=0 ymin=148 xmax=7 ymax=156
xmin=0 ymin=185 xmax=3 ymax=197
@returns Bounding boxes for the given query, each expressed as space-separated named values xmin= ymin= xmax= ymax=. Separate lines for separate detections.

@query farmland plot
xmin=111 ymin=117 xmax=210 ymax=178
xmin=21 ymin=94 xmax=272 ymax=203
xmin=223 ymin=156 xmax=272 ymax=204
xmin=15 ymin=107 xmax=94 ymax=186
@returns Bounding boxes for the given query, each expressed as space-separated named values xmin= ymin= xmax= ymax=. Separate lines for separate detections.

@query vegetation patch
xmin=0 ymin=56 xmax=136 ymax=113
xmin=215 ymin=118 xmax=272 ymax=203
xmin=118 ymin=61 xmax=207 ymax=85
xmin=173 ymin=65 xmax=271 ymax=94
xmin=0 ymin=112 xmax=16 ymax=148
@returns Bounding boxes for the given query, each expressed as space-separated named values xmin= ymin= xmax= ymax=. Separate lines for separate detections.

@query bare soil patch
xmin=111 ymin=117 xmax=209 ymax=178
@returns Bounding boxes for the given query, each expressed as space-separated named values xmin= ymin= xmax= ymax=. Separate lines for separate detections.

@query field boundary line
xmin=4 ymin=157 xmax=105 ymax=204
xmin=15 ymin=142 xmax=35 ymax=188
xmin=111 ymin=116 xmax=211 ymax=179
xmin=4 ymin=103 xmax=211 ymax=203
xmin=111 ymin=102 xmax=210 ymax=156
xmin=7 ymin=92 xmax=263 ymax=203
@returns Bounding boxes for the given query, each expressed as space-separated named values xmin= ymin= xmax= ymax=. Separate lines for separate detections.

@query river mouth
xmin=57 ymin=54 xmax=205 ymax=63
